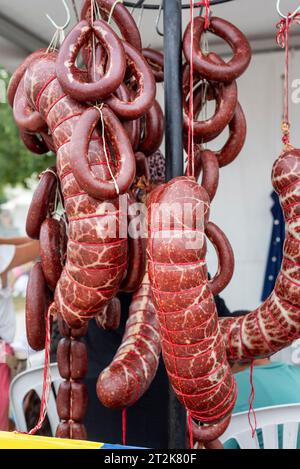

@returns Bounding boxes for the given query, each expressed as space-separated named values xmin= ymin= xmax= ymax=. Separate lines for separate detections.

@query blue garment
xmin=225 ymin=363 xmax=300 ymax=449
xmin=261 ymin=191 xmax=285 ymax=301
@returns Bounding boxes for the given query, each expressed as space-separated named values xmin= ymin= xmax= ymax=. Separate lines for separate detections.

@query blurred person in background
xmin=0 ymin=236 xmax=39 ymax=431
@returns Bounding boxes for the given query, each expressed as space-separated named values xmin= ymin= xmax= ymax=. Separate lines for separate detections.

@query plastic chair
xmin=9 ymin=363 xmax=62 ymax=435
xmin=220 ymin=404 xmax=300 ymax=449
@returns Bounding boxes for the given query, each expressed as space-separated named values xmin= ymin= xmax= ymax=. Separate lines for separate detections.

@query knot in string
xmin=276 ymin=13 xmax=300 ymax=48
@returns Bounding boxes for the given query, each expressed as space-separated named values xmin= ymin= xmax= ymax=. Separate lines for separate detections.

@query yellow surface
xmin=0 ymin=431 xmax=102 ymax=449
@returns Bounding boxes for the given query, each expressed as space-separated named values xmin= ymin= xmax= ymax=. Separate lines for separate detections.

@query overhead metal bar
xmin=124 ymin=0 xmax=234 ymax=9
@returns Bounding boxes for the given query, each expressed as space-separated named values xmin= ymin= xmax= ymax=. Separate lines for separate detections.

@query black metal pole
xmin=164 ymin=0 xmax=184 ymax=182
xmin=163 ymin=0 xmax=186 ymax=449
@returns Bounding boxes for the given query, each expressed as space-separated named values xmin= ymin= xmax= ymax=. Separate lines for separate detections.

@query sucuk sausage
xmin=24 ymin=51 xmax=129 ymax=328
xmin=40 ymin=218 xmax=67 ymax=290
xmin=70 ymin=106 xmax=136 ymax=200
xmin=57 ymin=338 xmax=88 ymax=380
xmin=95 ymin=297 xmax=121 ymax=330
xmin=13 ymin=75 xmax=46 ymax=133
xmin=7 ymin=49 xmax=46 ymax=108
xmin=183 ymin=17 xmax=251 ymax=83
xmin=97 ymin=268 xmax=161 ymax=409
xmin=120 ymin=193 xmax=146 ymax=293
xmin=56 ymin=20 xmax=126 ymax=102
xmin=182 ymin=62 xmax=237 ymax=143
xmin=81 ymin=0 xmax=142 ymax=51
xmin=56 ymin=381 xmax=88 ymax=422
xmin=20 ymin=131 xmax=50 ymax=155
xmin=25 ymin=262 xmax=51 ymax=351
xmin=142 ymin=48 xmax=164 ymax=83
xmin=206 ymin=222 xmax=235 ymax=296
xmin=105 ymin=41 xmax=156 ymax=120
xmin=147 ymin=176 xmax=236 ymax=436
xmin=26 ymin=168 xmax=57 ymax=240
xmin=188 ymin=149 xmax=220 ymax=202
xmin=138 ymin=100 xmax=164 ymax=156
xmin=56 ymin=422 xmax=87 ymax=440
xmin=220 ymin=148 xmax=300 ymax=361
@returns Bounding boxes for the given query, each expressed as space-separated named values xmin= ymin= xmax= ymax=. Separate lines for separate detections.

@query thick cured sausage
xmin=220 ymin=148 xmax=300 ymax=361
xmin=40 ymin=218 xmax=67 ymax=290
xmin=26 ymin=168 xmax=57 ymax=240
xmin=26 ymin=262 xmax=51 ymax=351
xmin=147 ymin=177 xmax=236 ymax=433
xmin=97 ymin=268 xmax=161 ymax=408
xmin=24 ymin=51 xmax=129 ymax=328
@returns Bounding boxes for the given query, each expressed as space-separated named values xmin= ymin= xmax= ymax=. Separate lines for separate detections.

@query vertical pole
xmin=163 ymin=0 xmax=186 ymax=449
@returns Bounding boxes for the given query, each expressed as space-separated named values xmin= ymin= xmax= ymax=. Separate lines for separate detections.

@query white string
xmin=47 ymin=27 xmax=65 ymax=53
xmin=42 ymin=168 xmax=68 ymax=231
xmin=107 ymin=0 xmax=123 ymax=24
xmin=94 ymin=105 xmax=120 ymax=195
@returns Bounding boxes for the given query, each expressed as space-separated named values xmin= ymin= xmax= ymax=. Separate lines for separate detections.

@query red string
xmin=198 ymin=0 xmax=211 ymax=30
xmin=122 ymin=408 xmax=127 ymax=446
xmin=25 ymin=306 xmax=52 ymax=435
xmin=187 ymin=0 xmax=195 ymax=177
xmin=188 ymin=413 xmax=194 ymax=449
xmin=276 ymin=13 xmax=300 ymax=148
xmin=248 ymin=359 xmax=257 ymax=439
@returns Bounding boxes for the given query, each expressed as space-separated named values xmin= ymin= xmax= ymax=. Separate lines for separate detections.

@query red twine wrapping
xmin=187 ymin=412 xmax=194 ymax=449
xmin=122 ymin=408 xmax=127 ymax=446
xmin=19 ymin=305 xmax=52 ymax=436
xmin=187 ymin=0 xmax=195 ymax=178
xmin=248 ymin=359 xmax=257 ymax=439
xmin=198 ymin=0 xmax=211 ymax=30
xmin=276 ymin=13 xmax=300 ymax=148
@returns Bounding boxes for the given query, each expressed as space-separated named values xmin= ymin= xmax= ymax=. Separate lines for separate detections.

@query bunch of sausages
xmin=147 ymin=16 xmax=252 ymax=447
xmin=8 ymin=0 xmax=164 ymax=439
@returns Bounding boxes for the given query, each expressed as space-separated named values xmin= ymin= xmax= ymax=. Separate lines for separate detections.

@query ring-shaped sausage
xmin=13 ymin=76 xmax=46 ymax=133
xmin=138 ymin=100 xmax=164 ymax=156
xmin=40 ymin=218 xmax=67 ymax=291
xmin=142 ymin=48 xmax=164 ymax=83
xmin=183 ymin=62 xmax=237 ymax=143
xmin=192 ymin=149 xmax=219 ymax=202
xmin=96 ymin=297 xmax=121 ymax=330
xmin=206 ymin=222 xmax=235 ymax=296
xmin=56 ymin=20 xmax=126 ymax=102
xmin=216 ymin=102 xmax=247 ymax=168
xmin=26 ymin=262 xmax=51 ymax=351
xmin=192 ymin=416 xmax=231 ymax=443
xmin=105 ymin=41 xmax=156 ymax=120
xmin=71 ymin=106 xmax=136 ymax=200
xmin=26 ymin=168 xmax=58 ymax=239
xmin=7 ymin=49 xmax=47 ymax=108
xmin=20 ymin=131 xmax=50 ymax=155
xmin=120 ymin=193 xmax=146 ymax=293
xmin=81 ymin=0 xmax=142 ymax=51
xmin=183 ymin=16 xmax=251 ymax=82
xmin=87 ymin=46 xmax=141 ymax=150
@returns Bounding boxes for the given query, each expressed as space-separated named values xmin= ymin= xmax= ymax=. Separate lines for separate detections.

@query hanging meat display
xmin=8 ymin=0 xmax=300 ymax=451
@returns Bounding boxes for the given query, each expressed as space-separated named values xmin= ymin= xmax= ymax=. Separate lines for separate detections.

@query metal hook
xmin=46 ymin=0 xmax=71 ymax=30
xmin=276 ymin=0 xmax=300 ymax=19
xmin=155 ymin=0 xmax=164 ymax=37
